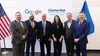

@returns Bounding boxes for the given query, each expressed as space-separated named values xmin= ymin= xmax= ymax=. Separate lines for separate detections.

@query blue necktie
xmin=43 ymin=21 xmax=45 ymax=35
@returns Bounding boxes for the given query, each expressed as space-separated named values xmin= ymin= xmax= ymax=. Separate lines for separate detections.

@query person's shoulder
xmin=34 ymin=20 xmax=38 ymax=25
xmin=34 ymin=20 xmax=37 ymax=22
xmin=46 ymin=21 xmax=51 ymax=25
xmin=21 ymin=21 xmax=25 ymax=23
xmin=21 ymin=21 xmax=25 ymax=24
xmin=38 ymin=21 xmax=42 ymax=23
xmin=72 ymin=20 xmax=78 ymax=26
xmin=10 ymin=20 xmax=14 ymax=23
xmin=10 ymin=20 xmax=17 ymax=26
xmin=60 ymin=23 xmax=63 ymax=26
xmin=25 ymin=19 xmax=29 ymax=22
xmin=74 ymin=20 xmax=78 ymax=23
xmin=84 ymin=20 xmax=90 ymax=24
xmin=37 ymin=21 xmax=42 ymax=25
xmin=25 ymin=20 xmax=30 ymax=24
xmin=10 ymin=20 xmax=16 ymax=24
xmin=46 ymin=20 xmax=51 ymax=23
xmin=72 ymin=19 xmax=76 ymax=22
xmin=64 ymin=21 xmax=68 ymax=24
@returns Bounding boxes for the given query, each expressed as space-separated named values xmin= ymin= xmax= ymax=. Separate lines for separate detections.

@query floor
xmin=1 ymin=52 xmax=100 ymax=56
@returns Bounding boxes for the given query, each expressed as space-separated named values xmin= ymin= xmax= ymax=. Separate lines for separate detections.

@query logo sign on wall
xmin=18 ymin=0 xmax=72 ymax=22
xmin=25 ymin=9 xmax=66 ymax=15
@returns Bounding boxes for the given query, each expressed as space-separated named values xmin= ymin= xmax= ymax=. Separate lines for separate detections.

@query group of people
xmin=9 ymin=11 xmax=90 ymax=56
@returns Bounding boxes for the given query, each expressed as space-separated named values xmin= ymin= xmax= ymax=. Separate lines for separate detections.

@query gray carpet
xmin=1 ymin=52 xmax=100 ymax=56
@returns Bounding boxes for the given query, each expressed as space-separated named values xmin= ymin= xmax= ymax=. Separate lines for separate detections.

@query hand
xmin=48 ymin=38 xmax=51 ymax=41
xmin=53 ymin=37 xmax=57 ymax=42
xmin=59 ymin=38 xmax=63 ymax=42
xmin=37 ymin=39 xmax=40 ymax=42
xmin=52 ymin=34 xmax=54 ymax=37
xmin=59 ymin=36 xmax=63 ymax=42
xmin=21 ymin=35 xmax=26 ymax=40
xmin=74 ymin=39 xmax=79 ymax=43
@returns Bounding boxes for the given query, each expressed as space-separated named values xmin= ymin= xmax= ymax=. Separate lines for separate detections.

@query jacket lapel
xmin=70 ymin=20 xmax=74 ymax=29
xmin=65 ymin=21 xmax=69 ymax=29
xmin=41 ymin=21 xmax=43 ymax=29
xmin=28 ymin=20 xmax=32 ymax=28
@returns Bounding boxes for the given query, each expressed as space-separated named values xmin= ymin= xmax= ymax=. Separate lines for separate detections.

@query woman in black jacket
xmin=52 ymin=15 xmax=63 ymax=56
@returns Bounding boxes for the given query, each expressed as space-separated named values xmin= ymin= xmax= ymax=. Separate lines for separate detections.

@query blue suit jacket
xmin=73 ymin=20 xmax=90 ymax=44
xmin=25 ymin=20 xmax=38 ymax=42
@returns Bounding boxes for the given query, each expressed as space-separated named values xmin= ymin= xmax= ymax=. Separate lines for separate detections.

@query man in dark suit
xmin=25 ymin=14 xmax=38 ymax=56
xmin=64 ymin=12 xmax=76 ymax=56
xmin=9 ymin=12 xmax=28 ymax=56
xmin=37 ymin=14 xmax=51 ymax=56
xmin=73 ymin=12 xmax=90 ymax=56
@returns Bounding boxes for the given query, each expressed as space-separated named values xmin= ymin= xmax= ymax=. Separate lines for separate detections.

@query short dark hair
xmin=15 ymin=12 xmax=21 ymax=15
xmin=79 ymin=11 xmax=85 ymax=14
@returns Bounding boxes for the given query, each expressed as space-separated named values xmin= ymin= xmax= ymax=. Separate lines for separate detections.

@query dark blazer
xmin=64 ymin=20 xmax=76 ymax=40
xmin=37 ymin=20 xmax=52 ymax=41
xmin=25 ymin=20 xmax=38 ymax=42
xmin=73 ymin=20 xmax=90 ymax=44
xmin=51 ymin=23 xmax=63 ymax=40
xmin=10 ymin=20 xmax=28 ymax=44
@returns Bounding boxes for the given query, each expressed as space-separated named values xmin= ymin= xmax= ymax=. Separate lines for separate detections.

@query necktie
xmin=31 ymin=21 xmax=35 ymax=28
xmin=78 ymin=22 xmax=81 ymax=28
xmin=19 ymin=21 xmax=24 ymax=28
xmin=43 ymin=21 xmax=45 ymax=35
xmin=31 ymin=23 xmax=34 ymax=28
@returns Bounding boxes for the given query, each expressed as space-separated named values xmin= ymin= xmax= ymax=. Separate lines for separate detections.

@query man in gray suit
xmin=64 ymin=12 xmax=76 ymax=56
xmin=10 ymin=12 xmax=28 ymax=56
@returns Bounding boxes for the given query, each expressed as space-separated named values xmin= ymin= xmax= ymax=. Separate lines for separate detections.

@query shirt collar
xmin=30 ymin=19 xmax=34 ymax=23
xmin=42 ymin=20 xmax=46 ymax=23
xmin=16 ymin=19 xmax=20 ymax=23
xmin=68 ymin=19 xmax=72 ymax=23
xmin=80 ymin=19 xmax=84 ymax=23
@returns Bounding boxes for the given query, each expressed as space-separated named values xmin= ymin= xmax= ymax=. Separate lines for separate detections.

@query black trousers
xmin=0 ymin=49 xmax=1 ymax=56
xmin=65 ymin=38 xmax=74 ymax=56
xmin=76 ymin=43 xmax=87 ymax=56
xmin=40 ymin=38 xmax=51 ymax=56
xmin=53 ymin=40 xmax=62 ymax=56
xmin=26 ymin=40 xmax=36 ymax=56
xmin=12 ymin=43 xmax=25 ymax=56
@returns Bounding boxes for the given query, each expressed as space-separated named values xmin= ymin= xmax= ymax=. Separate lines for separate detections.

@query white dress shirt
xmin=67 ymin=20 xmax=72 ymax=28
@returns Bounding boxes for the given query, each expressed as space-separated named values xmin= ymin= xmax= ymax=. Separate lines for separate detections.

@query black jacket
xmin=51 ymin=23 xmax=63 ymax=40
xmin=37 ymin=20 xmax=52 ymax=41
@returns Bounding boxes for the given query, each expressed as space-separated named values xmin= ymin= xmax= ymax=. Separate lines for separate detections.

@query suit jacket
xmin=64 ymin=20 xmax=76 ymax=40
xmin=37 ymin=20 xmax=52 ymax=41
xmin=51 ymin=23 xmax=63 ymax=40
xmin=25 ymin=20 xmax=38 ymax=42
xmin=10 ymin=20 xmax=28 ymax=44
xmin=73 ymin=20 xmax=90 ymax=44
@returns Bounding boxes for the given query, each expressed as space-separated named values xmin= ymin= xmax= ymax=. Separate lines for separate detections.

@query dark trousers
xmin=53 ymin=41 xmax=62 ymax=56
xmin=40 ymin=39 xmax=51 ymax=56
xmin=65 ymin=38 xmax=74 ymax=56
xmin=26 ymin=40 xmax=36 ymax=56
xmin=76 ymin=43 xmax=87 ymax=56
xmin=0 ymin=49 xmax=1 ymax=56
xmin=12 ymin=43 xmax=25 ymax=56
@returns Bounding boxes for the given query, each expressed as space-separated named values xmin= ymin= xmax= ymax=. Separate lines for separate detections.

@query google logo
xmin=25 ymin=9 xmax=42 ymax=15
